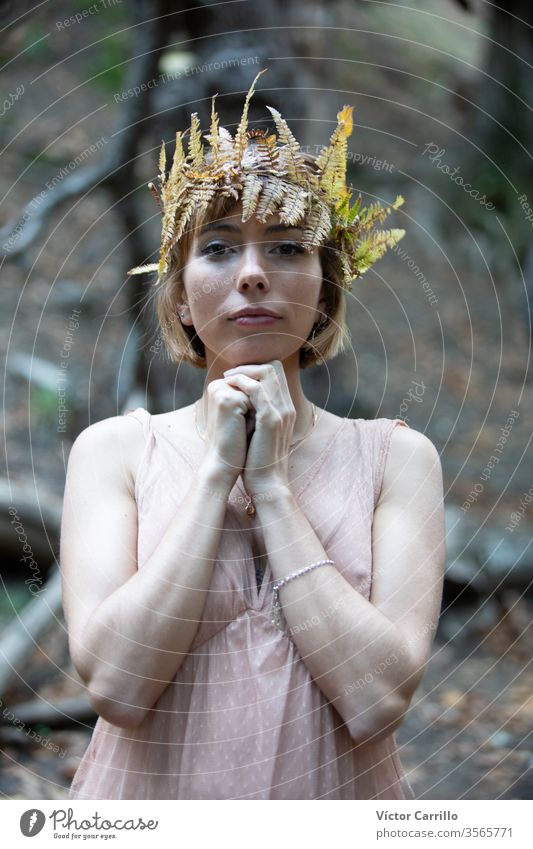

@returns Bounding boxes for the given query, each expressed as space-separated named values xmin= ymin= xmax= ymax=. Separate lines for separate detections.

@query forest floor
xmin=0 ymin=590 xmax=532 ymax=799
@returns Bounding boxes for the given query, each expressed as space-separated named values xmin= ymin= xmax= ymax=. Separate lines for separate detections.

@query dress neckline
xmin=151 ymin=410 xmax=351 ymax=504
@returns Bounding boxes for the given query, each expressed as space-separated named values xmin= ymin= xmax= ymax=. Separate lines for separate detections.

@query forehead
xmin=197 ymin=205 xmax=303 ymax=237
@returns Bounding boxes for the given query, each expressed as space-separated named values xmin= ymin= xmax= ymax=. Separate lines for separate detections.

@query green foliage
xmin=21 ymin=21 xmax=52 ymax=61
xmin=30 ymin=386 xmax=58 ymax=426
xmin=86 ymin=31 xmax=129 ymax=94
xmin=0 ymin=581 xmax=29 ymax=623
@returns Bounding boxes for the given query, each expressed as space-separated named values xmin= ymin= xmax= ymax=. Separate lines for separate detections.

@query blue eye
xmin=201 ymin=241 xmax=232 ymax=258
xmin=200 ymin=240 xmax=305 ymax=259
xmin=275 ymin=242 xmax=305 ymax=256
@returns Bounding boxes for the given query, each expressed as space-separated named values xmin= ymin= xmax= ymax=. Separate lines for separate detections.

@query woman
xmin=61 ymin=71 xmax=445 ymax=799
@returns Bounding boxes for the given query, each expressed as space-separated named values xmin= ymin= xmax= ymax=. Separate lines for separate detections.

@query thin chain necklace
xmin=194 ymin=399 xmax=317 ymax=517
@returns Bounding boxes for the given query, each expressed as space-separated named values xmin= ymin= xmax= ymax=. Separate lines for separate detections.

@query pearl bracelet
xmin=271 ymin=559 xmax=335 ymax=630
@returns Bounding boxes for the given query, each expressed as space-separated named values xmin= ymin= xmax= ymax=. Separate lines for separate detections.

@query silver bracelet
xmin=271 ymin=559 xmax=335 ymax=630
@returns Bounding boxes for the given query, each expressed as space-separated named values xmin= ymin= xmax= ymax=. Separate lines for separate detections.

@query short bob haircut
xmin=154 ymin=151 xmax=351 ymax=369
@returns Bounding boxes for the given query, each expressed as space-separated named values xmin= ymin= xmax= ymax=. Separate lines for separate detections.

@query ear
xmin=177 ymin=301 xmax=194 ymax=326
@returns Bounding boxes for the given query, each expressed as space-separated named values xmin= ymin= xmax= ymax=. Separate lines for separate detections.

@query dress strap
xmin=124 ymin=406 xmax=151 ymax=439
xmin=123 ymin=407 xmax=154 ymax=505
xmin=373 ymin=418 xmax=409 ymax=505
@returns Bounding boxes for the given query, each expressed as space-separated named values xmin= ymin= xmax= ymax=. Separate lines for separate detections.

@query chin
xmin=234 ymin=339 xmax=303 ymax=364
xmin=225 ymin=340 xmax=298 ymax=364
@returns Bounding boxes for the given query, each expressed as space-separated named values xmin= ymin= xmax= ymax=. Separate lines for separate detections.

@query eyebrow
xmin=198 ymin=222 xmax=303 ymax=236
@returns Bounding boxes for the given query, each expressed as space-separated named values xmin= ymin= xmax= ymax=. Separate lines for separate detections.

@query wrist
xmin=195 ymin=456 xmax=236 ymax=501
xmin=251 ymin=481 xmax=295 ymax=514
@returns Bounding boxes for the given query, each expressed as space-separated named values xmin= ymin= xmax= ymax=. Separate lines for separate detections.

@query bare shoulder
xmin=151 ymin=403 xmax=196 ymax=433
xmin=67 ymin=413 xmax=147 ymax=496
xmin=380 ymin=423 xmax=443 ymax=504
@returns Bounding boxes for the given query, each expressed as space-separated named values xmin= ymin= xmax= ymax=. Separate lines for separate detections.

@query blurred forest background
xmin=0 ymin=0 xmax=532 ymax=799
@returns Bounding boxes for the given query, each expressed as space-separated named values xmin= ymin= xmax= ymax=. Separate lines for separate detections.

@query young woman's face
xmin=180 ymin=201 xmax=325 ymax=368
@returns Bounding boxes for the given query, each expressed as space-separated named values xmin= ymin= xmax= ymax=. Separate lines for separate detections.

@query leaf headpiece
xmin=128 ymin=69 xmax=406 ymax=291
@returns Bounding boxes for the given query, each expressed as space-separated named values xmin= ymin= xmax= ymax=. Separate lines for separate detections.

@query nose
xmin=235 ymin=242 xmax=270 ymax=292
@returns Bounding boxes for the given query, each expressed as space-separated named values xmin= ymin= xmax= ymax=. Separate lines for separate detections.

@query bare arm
xmin=60 ymin=415 xmax=234 ymax=730
xmin=254 ymin=425 xmax=445 ymax=745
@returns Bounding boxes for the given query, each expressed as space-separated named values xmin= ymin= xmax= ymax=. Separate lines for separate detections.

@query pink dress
xmin=69 ymin=408 xmax=415 ymax=800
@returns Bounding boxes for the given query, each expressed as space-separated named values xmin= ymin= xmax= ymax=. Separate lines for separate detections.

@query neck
xmin=199 ymin=348 xmax=314 ymax=441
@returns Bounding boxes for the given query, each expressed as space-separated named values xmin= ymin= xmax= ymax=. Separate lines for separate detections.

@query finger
xmin=224 ymin=375 xmax=290 ymax=436
xmin=223 ymin=361 xmax=281 ymax=380
xmin=224 ymin=362 xmax=289 ymax=410
xmin=223 ymin=374 xmax=264 ymax=412
xmin=212 ymin=381 xmax=253 ymax=415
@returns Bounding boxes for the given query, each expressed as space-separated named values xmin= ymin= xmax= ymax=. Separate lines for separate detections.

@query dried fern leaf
xmin=158 ymin=141 xmax=166 ymax=184
xmin=188 ymin=112 xmax=204 ymax=168
xmin=278 ymin=183 xmax=309 ymax=226
xmin=265 ymin=106 xmax=302 ymax=181
xmin=301 ymin=199 xmax=332 ymax=247
xmin=148 ymin=182 xmax=163 ymax=211
xmin=127 ymin=263 xmax=159 ymax=275
xmin=204 ymin=93 xmax=220 ymax=161
xmin=241 ymin=174 xmax=264 ymax=221
xmin=317 ymin=105 xmax=353 ymax=202
xmin=254 ymin=176 xmax=286 ymax=220
xmin=234 ymin=69 xmax=268 ymax=163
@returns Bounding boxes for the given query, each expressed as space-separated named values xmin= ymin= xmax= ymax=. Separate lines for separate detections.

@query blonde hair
xmin=154 ymin=158 xmax=351 ymax=369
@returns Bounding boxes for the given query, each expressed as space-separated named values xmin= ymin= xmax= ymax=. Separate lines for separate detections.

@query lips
xmin=229 ymin=307 xmax=281 ymax=319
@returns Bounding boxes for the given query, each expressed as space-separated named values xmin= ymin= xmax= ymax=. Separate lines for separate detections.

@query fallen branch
xmin=0 ymin=0 xmax=164 ymax=261
xmin=0 ymin=478 xmax=62 ymax=563
xmin=0 ymin=693 xmax=96 ymax=732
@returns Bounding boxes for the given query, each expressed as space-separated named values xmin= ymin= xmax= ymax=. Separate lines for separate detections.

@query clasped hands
xmin=222 ymin=360 xmax=297 ymax=499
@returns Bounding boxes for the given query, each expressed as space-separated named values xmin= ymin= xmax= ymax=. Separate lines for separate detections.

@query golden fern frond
xmin=138 ymin=68 xmax=407 ymax=293
xmin=188 ymin=112 xmax=204 ymax=168
xmin=277 ymin=183 xmax=309 ymax=226
xmin=338 ymin=250 xmax=353 ymax=285
xmin=254 ymin=176 xmax=286 ymax=220
xmin=301 ymin=199 xmax=332 ymax=248
xmin=173 ymin=130 xmax=186 ymax=167
xmin=166 ymin=196 xmax=196 ymax=253
xmin=234 ymin=69 xmax=268 ymax=163
xmin=318 ymin=106 xmax=353 ymax=203
xmin=127 ymin=262 xmax=159 ymax=275
xmin=241 ymin=174 xmax=264 ymax=221
xmin=316 ymin=105 xmax=353 ymax=191
xmin=192 ymin=185 xmax=218 ymax=223
xmin=162 ymin=132 xmax=186 ymax=206
xmin=265 ymin=105 xmax=302 ymax=181
xmin=216 ymin=126 xmax=234 ymax=161
xmin=160 ymin=186 xmax=187 ymax=249
xmin=158 ymin=141 xmax=166 ymax=184
xmin=204 ymin=93 xmax=220 ymax=161
xmin=243 ymin=134 xmax=280 ymax=172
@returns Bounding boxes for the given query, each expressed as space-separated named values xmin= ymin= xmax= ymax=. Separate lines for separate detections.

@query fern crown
xmin=128 ymin=68 xmax=405 ymax=290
